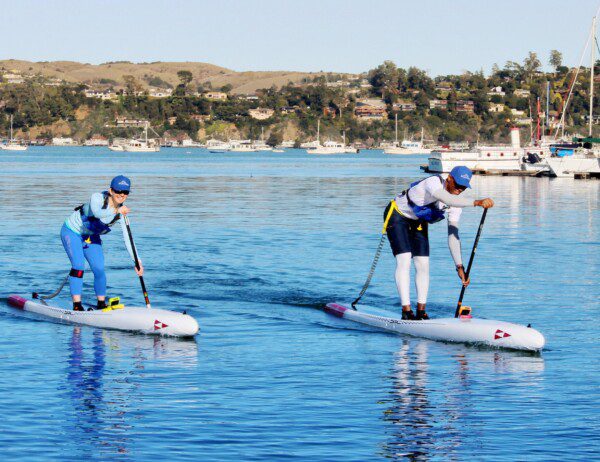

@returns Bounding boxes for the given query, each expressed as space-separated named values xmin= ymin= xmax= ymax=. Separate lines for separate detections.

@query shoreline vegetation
xmin=0 ymin=51 xmax=597 ymax=147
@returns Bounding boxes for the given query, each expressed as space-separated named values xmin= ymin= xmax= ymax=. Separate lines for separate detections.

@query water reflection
xmin=62 ymin=328 xmax=198 ymax=458
xmin=380 ymin=341 xmax=545 ymax=460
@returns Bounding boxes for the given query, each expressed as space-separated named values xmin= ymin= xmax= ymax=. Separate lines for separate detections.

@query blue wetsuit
xmin=61 ymin=192 xmax=120 ymax=297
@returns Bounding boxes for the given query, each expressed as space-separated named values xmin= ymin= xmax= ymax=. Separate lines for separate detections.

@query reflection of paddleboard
xmin=7 ymin=295 xmax=199 ymax=337
xmin=325 ymin=302 xmax=545 ymax=351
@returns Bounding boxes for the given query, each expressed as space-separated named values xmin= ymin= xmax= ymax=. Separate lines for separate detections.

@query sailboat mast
xmin=589 ymin=16 xmax=596 ymax=137
xmin=394 ymin=113 xmax=398 ymax=143
xmin=10 ymin=114 xmax=13 ymax=141
xmin=317 ymin=119 xmax=320 ymax=144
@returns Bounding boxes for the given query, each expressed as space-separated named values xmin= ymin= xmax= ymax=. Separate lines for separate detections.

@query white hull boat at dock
xmin=7 ymin=295 xmax=199 ymax=337
xmin=324 ymin=302 xmax=545 ymax=351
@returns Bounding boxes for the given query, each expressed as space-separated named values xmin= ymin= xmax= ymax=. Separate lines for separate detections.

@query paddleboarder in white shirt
xmin=383 ymin=166 xmax=494 ymax=320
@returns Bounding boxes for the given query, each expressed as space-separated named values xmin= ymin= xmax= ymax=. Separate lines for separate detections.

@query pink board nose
xmin=8 ymin=295 xmax=27 ymax=309
xmin=324 ymin=303 xmax=348 ymax=318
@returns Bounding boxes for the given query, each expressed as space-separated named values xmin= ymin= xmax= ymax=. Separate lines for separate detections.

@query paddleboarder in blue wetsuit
xmin=61 ymin=175 xmax=143 ymax=311
xmin=384 ymin=166 xmax=494 ymax=320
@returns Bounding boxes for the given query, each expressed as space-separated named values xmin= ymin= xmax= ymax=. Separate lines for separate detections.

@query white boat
xmin=383 ymin=116 xmax=430 ymax=155
xmin=7 ymin=295 xmax=199 ymax=337
xmin=252 ymin=128 xmax=273 ymax=151
xmin=307 ymin=121 xmax=355 ymax=154
xmin=1 ymin=114 xmax=28 ymax=151
xmin=325 ymin=302 xmax=545 ymax=351
xmin=122 ymin=122 xmax=160 ymax=152
xmin=230 ymin=140 xmax=258 ymax=152
xmin=206 ymin=139 xmax=231 ymax=153
xmin=428 ymin=128 xmax=523 ymax=173
xmin=546 ymin=151 xmax=600 ymax=177
xmin=308 ymin=140 xmax=347 ymax=155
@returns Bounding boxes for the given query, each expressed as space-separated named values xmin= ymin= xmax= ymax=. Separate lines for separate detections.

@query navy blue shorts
xmin=384 ymin=202 xmax=429 ymax=257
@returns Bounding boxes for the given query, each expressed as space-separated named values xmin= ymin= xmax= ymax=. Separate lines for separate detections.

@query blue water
xmin=0 ymin=147 xmax=598 ymax=461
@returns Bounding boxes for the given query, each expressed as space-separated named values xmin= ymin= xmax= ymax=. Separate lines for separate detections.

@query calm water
xmin=0 ymin=147 xmax=598 ymax=461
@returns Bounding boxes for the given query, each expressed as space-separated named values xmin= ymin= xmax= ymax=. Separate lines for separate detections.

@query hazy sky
xmin=1 ymin=0 xmax=600 ymax=76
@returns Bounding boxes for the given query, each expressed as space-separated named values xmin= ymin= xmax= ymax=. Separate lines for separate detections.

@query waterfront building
xmin=52 ymin=137 xmax=77 ymax=146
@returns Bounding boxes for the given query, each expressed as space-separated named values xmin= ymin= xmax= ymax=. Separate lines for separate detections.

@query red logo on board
xmin=494 ymin=329 xmax=511 ymax=340
xmin=154 ymin=320 xmax=168 ymax=330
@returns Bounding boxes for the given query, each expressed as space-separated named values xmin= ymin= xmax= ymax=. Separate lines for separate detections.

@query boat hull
xmin=546 ymin=156 xmax=600 ymax=177
xmin=7 ymin=295 xmax=199 ymax=337
xmin=325 ymin=302 xmax=544 ymax=351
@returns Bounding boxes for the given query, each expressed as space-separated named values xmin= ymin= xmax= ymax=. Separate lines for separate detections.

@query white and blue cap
xmin=450 ymin=166 xmax=472 ymax=188
xmin=110 ymin=175 xmax=131 ymax=191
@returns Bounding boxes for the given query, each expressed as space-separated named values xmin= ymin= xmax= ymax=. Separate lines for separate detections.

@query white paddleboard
xmin=325 ymin=302 xmax=545 ymax=351
xmin=8 ymin=295 xmax=199 ymax=337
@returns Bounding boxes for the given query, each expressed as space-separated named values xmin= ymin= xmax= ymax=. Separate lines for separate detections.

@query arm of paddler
xmin=89 ymin=192 xmax=116 ymax=220
xmin=432 ymin=188 xmax=475 ymax=207
xmin=448 ymin=218 xmax=469 ymax=287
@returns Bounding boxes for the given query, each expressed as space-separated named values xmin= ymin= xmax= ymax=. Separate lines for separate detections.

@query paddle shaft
xmin=123 ymin=215 xmax=151 ymax=308
xmin=454 ymin=208 xmax=488 ymax=318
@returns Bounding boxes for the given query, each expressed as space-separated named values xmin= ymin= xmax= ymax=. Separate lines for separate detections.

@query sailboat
xmin=546 ymin=15 xmax=600 ymax=177
xmin=307 ymin=119 xmax=351 ymax=154
xmin=1 ymin=114 xmax=28 ymax=151
xmin=384 ymin=114 xmax=430 ymax=154
xmin=122 ymin=122 xmax=160 ymax=152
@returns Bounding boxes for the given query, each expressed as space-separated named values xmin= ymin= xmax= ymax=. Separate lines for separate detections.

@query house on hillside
xmin=510 ymin=108 xmax=526 ymax=116
xmin=115 ymin=117 xmax=149 ymax=128
xmin=248 ymin=108 xmax=275 ymax=120
xmin=514 ymin=89 xmax=531 ymax=98
xmin=393 ymin=101 xmax=416 ymax=112
xmin=85 ymin=89 xmax=116 ymax=100
xmin=355 ymin=98 xmax=387 ymax=120
xmin=435 ymin=81 xmax=453 ymax=92
xmin=456 ymin=100 xmax=475 ymax=113
xmin=149 ymin=87 xmax=173 ymax=98
xmin=429 ymin=99 xmax=448 ymax=110
xmin=489 ymin=103 xmax=506 ymax=113
xmin=203 ymin=91 xmax=228 ymax=100
xmin=2 ymin=73 xmax=25 ymax=84
xmin=487 ymin=86 xmax=505 ymax=97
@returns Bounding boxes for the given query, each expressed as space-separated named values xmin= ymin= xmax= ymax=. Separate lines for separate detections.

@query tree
xmin=549 ymin=50 xmax=562 ymax=72
xmin=123 ymin=75 xmax=141 ymax=96
xmin=177 ymin=70 xmax=193 ymax=86
xmin=523 ymin=52 xmax=542 ymax=81
xmin=367 ymin=61 xmax=399 ymax=98
xmin=220 ymin=84 xmax=233 ymax=94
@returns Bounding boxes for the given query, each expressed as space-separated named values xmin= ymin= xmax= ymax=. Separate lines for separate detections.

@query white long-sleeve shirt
xmin=394 ymin=176 xmax=474 ymax=265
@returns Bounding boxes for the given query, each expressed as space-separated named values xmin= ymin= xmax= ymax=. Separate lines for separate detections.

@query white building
xmin=52 ymin=137 xmax=77 ymax=146
xmin=248 ymin=108 xmax=275 ymax=120
xmin=148 ymin=87 xmax=173 ymax=98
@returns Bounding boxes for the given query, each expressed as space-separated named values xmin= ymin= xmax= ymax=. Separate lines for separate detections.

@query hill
xmin=0 ymin=59 xmax=342 ymax=94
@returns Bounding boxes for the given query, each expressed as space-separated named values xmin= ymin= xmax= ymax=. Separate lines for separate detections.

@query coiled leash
xmin=32 ymin=274 xmax=69 ymax=304
xmin=351 ymin=201 xmax=398 ymax=310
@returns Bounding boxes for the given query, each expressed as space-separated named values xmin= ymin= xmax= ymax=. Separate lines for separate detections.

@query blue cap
xmin=110 ymin=175 xmax=131 ymax=191
xmin=450 ymin=166 xmax=472 ymax=188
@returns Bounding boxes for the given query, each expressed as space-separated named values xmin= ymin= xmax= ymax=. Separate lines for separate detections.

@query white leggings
xmin=395 ymin=253 xmax=429 ymax=306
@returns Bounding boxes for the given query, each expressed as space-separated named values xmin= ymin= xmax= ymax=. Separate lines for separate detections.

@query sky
xmin=1 ymin=0 xmax=600 ymax=77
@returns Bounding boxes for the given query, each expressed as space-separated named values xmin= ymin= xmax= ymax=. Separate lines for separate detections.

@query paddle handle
xmin=123 ymin=215 xmax=151 ymax=309
xmin=454 ymin=208 xmax=488 ymax=318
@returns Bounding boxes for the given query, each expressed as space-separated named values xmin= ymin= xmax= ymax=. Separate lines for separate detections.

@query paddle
xmin=454 ymin=208 xmax=488 ymax=318
xmin=121 ymin=215 xmax=151 ymax=309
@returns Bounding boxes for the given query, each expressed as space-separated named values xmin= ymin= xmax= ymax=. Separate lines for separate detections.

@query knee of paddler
xmin=69 ymin=268 xmax=84 ymax=278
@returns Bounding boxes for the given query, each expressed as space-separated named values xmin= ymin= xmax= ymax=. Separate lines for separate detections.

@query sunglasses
xmin=113 ymin=189 xmax=130 ymax=195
